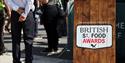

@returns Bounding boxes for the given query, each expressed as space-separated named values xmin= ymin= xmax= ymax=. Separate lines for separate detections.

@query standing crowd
xmin=0 ymin=0 xmax=73 ymax=63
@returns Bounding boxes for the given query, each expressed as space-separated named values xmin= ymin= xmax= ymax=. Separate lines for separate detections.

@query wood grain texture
xmin=74 ymin=0 xmax=116 ymax=63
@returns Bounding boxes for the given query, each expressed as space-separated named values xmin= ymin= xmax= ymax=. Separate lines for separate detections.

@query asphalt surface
xmin=0 ymin=19 xmax=73 ymax=63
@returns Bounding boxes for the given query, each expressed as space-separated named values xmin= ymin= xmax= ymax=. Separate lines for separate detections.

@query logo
xmin=76 ymin=25 xmax=112 ymax=49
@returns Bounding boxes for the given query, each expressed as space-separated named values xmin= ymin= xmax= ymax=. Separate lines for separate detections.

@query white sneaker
xmin=33 ymin=37 xmax=42 ymax=41
xmin=47 ymin=50 xmax=62 ymax=56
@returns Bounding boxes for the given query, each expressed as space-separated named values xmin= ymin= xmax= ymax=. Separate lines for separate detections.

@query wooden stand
xmin=74 ymin=0 xmax=116 ymax=63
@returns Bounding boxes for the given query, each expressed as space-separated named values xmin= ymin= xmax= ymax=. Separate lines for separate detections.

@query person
xmin=4 ymin=8 xmax=11 ymax=33
xmin=4 ymin=0 xmax=11 ymax=33
xmin=58 ymin=0 xmax=74 ymax=59
xmin=33 ymin=0 xmax=40 ymax=37
xmin=4 ymin=0 xmax=35 ymax=63
xmin=56 ymin=0 xmax=68 ymax=38
xmin=66 ymin=0 xmax=74 ymax=58
xmin=40 ymin=0 xmax=60 ymax=55
xmin=0 ymin=0 xmax=6 ymax=55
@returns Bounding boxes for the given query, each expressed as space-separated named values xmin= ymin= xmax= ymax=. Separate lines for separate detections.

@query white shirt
xmin=4 ymin=0 xmax=35 ymax=18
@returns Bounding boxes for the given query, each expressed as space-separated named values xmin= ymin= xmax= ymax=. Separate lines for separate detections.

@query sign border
xmin=76 ymin=24 xmax=113 ymax=49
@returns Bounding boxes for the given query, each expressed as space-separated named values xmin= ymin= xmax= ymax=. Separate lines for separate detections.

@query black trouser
xmin=57 ymin=16 xmax=67 ymax=37
xmin=42 ymin=5 xmax=59 ymax=51
xmin=33 ymin=11 xmax=38 ymax=37
xmin=11 ymin=11 xmax=35 ymax=63
xmin=0 ymin=10 xmax=5 ymax=51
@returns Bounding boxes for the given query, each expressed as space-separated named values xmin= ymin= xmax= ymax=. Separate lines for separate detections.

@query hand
xmin=17 ymin=7 xmax=24 ymax=14
xmin=7 ymin=11 xmax=11 ymax=17
xmin=42 ymin=0 xmax=49 ymax=4
xmin=19 ymin=16 xmax=26 ymax=22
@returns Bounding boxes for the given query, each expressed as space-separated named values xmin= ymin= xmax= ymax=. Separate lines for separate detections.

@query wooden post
xmin=74 ymin=0 xmax=116 ymax=63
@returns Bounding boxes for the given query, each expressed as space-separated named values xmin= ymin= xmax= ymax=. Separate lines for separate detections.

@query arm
xmin=3 ymin=1 xmax=11 ymax=17
xmin=42 ymin=0 xmax=49 ymax=4
xmin=36 ymin=0 xmax=40 ymax=8
xmin=34 ymin=0 xmax=40 ymax=9
xmin=19 ymin=0 xmax=34 ymax=22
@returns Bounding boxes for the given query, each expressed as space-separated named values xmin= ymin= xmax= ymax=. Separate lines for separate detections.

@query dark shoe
xmin=42 ymin=48 xmax=52 ymax=52
xmin=5 ymin=26 xmax=11 ymax=33
xmin=25 ymin=61 xmax=32 ymax=63
xmin=0 ymin=51 xmax=3 ymax=55
xmin=58 ymin=35 xmax=62 ymax=38
xmin=53 ymin=49 xmax=58 ymax=52
xmin=0 ymin=48 xmax=7 ymax=55
xmin=13 ymin=60 xmax=21 ymax=63
xmin=2 ymin=48 xmax=7 ymax=53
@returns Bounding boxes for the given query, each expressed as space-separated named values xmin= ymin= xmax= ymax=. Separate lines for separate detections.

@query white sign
xmin=76 ymin=25 xmax=112 ymax=49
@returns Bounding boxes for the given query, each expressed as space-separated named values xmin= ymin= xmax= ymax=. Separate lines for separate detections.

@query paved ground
xmin=0 ymin=52 xmax=72 ymax=63
xmin=0 ymin=20 xmax=73 ymax=63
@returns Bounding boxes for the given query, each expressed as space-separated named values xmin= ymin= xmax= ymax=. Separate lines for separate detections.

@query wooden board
xmin=74 ymin=0 xmax=116 ymax=63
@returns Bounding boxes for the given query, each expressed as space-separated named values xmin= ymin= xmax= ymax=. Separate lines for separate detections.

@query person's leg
xmin=34 ymin=18 xmax=38 ymax=37
xmin=43 ymin=21 xmax=58 ymax=52
xmin=11 ymin=11 xmax=22 ymax=63
xmin=45 ymin=5 xmax=59 ymax=51
xmin=33 ymin=11 xmax=38 ymax=37
xmin=42 ymin=21 xmax=53 ymax=52
xmin=42 ymin=5 xmax=53 ymax=52
xmin=50 ymin=21 xmax=59 ymax=51
xmin=0 ymin=11 xmax=5 ymax=54
xmin=5 ymin=17 xmax=11 ymax=33
xmin=23 ymin=11 xmax=34 ymax=63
